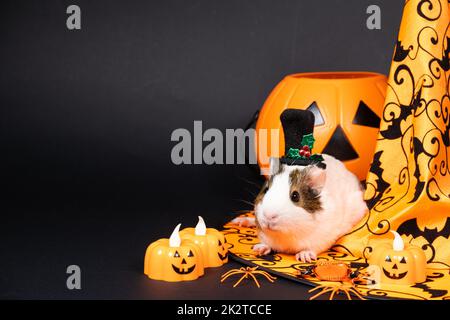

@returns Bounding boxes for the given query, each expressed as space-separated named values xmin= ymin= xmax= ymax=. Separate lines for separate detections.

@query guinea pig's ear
xmin=268 ymin=157 xmax=280 ymax=176
xmin=307 ymin=166 xmax=326 ymax=192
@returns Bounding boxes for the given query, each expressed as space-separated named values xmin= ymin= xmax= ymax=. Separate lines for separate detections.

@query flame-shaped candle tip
xmin=391 ymin=230 xmax=404 ymax=251
xmin=169 ymin=223 xmax=182 ymax=247
xmin=195 ymin=216 xmax=207 ymax=236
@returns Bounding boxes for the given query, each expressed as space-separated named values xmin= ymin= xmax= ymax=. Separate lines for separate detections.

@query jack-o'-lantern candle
xmin=144 ymin=224 xmax=205 ymax=282
xmin=180 ymin=216 xmax=228 ymax=268
xmin=369 ymin=231 xmax=426 ymax=285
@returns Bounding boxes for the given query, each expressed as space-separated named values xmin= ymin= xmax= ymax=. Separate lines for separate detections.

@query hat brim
xmin=280 ymin=157 xmax=327 ymax=169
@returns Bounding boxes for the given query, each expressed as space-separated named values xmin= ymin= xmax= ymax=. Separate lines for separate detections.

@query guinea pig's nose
xmin=264 ymin=212 xmax=279 ymax=221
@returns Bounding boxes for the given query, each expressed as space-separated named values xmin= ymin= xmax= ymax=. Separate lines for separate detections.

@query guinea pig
xmin=232 ymin=154 xmax=367 ymax=262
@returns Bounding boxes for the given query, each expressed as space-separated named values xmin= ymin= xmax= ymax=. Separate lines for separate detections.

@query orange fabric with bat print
xmin=336 ymin=0 xmax=450 ymax=266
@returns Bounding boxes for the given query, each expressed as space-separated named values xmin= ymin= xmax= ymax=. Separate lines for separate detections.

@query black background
xmin=1 ymin=0 xmax=403 ymax=299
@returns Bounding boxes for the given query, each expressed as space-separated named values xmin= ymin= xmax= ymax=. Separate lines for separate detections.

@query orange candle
xmin=180 ymin=216 xmax=228 ymax=268
xmin=369 ymin=231 xmax=426 ymax=285
xmin=144 ymin=224 xmax=205 ymax=282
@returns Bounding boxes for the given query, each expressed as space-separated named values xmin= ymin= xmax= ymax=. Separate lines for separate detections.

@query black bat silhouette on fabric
xmin=397 ymin=217 xmax=450 ymax=245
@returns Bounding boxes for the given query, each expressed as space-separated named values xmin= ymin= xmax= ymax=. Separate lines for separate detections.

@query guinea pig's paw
xmin=230 ymin=216 xmax=256 ymax=227
xmin=295 ymin=250 xmax=317 ymax=263
xmin=252 ymin=243 xmax=271 ymax=256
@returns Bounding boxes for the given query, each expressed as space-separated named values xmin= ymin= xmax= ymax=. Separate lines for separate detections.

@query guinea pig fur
xmin=232 ymin=154 xmax=367 ymax=263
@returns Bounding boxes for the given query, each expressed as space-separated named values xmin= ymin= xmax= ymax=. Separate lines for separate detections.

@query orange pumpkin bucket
xmin=255 ymin=72 xmax=387 ymax=180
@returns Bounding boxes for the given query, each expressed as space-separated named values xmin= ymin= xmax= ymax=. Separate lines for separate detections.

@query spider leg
xmin=260 ymin=271 xmax=277 ymax=281
xmin=232 ymin=273 xmax=250 ymax=288
xmin=357 ymin=278 xmax=374 ymax=286
xmin=221 ymin=271 xmax=235 ymax=278
xmin=343 ymin=288 xmax=352 ymax=300
xmin=308 ymin=284 xmax=329 ymax=293
xmin=348 ymin=287 xmax=366 ymax=300
xmin=330 ymin=287 xmax=339 ymax=300
xmin=221 ymin=270 xmax=242 ymax=281
xmin=309 ymin=287 xmax=335 ymax=300
xmin=246 ymin=272 xmax=261 ymax=288
xmin=221 ymin=267 xmax=276 ymax=288
xmin=253 ymin=271 xmax=276 ymax=282
xmin=221 ymin=269 xmax=244 ymax=279
xmin=221 ymin=270 xmax=239 ymax=280
xmin=220 ymin=270 xmax=243 ymax=282
xmin=255 ymin=270 xmax=275 ymax=278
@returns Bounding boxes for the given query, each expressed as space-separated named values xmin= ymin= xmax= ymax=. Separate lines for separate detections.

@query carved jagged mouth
xmin=172 ymin=264 xmax=196 ymax=275
xmin=383 ymin=268 xmax=408 ymax=280
xmin=218 ymin=251 xmax=228 ymax=261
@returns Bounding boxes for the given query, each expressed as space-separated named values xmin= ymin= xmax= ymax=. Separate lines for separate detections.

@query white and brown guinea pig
xmin=232 ymin=110 xmax=368 ymax=263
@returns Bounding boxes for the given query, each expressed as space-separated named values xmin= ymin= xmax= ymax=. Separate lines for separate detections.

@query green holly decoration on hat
xmin=287 ymin=148 xmax=301 ymax=159
xmin=301 ymin=133 xmax=315 ymax=150
xmin=285 ymin=133 xmax=324 ymax=163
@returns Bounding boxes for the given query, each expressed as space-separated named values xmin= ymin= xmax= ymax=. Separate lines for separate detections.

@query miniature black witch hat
xmin=279 ymin=109 xmax=326 ymax=169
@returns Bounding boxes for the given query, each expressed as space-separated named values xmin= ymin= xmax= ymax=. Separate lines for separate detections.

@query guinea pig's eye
xmin=290 ymin=191 xmax=300 ymax=203
xmin=262 ymin=186 xmax=269 ymax=194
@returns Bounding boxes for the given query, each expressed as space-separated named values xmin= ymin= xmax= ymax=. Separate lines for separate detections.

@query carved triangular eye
xmin=385 ymin=255 xmax=392 ymax=262
xmin=218 ymin=239 xmax=222 ymax=246
xmin=187 ymin=250 xmax=194 ymax=257
xmin=306 ymin=102 xmax=325 ymax=126
xmin=352 ymin=101 xmax=381 ymax=128
xmin=400 ymin=257 xmax=407 ymax=264
xmin=322 ymin=126 xmax=359 ymax=161
xmin=174 ymin=251 xmax=180 ymax=258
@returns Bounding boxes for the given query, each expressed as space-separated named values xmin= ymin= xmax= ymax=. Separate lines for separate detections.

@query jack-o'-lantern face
xmin=256 ymin=72 xmax=387 ymax=180
xmin=144 ymin=224 xmax=205 ymax=282
xmin=382 ymin=253 xmax=410 ymax=280
xmin=369 ymin=231 xmax=426 ymax=285
xmin=217 ymin=238 xmax=228 ymax=262
xmin=170 ymin=248 xmax=198 ymax=275
xmin=180 ymin=216 xmax=229 ymax=268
